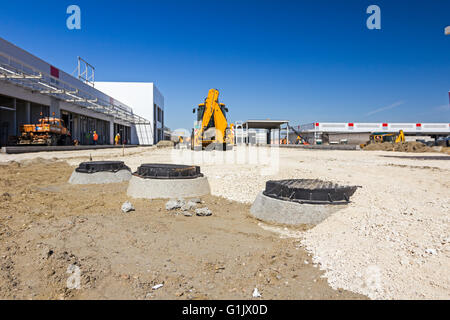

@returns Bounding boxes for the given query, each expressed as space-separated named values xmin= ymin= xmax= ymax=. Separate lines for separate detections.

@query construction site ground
xmin=0 ymin=146 xmax=448 ymax=300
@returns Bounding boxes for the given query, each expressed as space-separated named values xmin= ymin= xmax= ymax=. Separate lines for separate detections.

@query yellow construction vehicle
xmin=361 ymin=130 xmax=405 ymax=148
xmin=18 ymin=114 xmax=72 ymax=146
xmin=369 ymin=130 xmax=405 ymax=144
xmin=191 ymin=89 xmax=234 ymax=151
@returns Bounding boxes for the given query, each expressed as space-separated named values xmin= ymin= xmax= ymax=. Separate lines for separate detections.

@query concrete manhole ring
xmin=134 ymin=163 xmax=203 ymax=179
xmin=251 ymin=179 xmax=360 ymax=225
xmin=69 ymin=161 xmax=132 ymax=184
xmin=127 ymin=163 xmax=210 ymax=199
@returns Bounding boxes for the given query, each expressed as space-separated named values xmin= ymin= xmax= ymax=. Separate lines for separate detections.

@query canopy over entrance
xmin=242 ymin=120 xmax=289 ymax=130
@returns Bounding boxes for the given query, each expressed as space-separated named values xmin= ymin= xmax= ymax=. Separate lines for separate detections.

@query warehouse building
xmin=0 ymin=37 xmax=162 ymax=147
xmin=295 ymin=122 xmax=450 ymax=145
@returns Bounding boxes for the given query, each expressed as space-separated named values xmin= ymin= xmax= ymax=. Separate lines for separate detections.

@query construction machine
xmin=18 ymin=115 xmax=72 ymax=146
xmin=191 ymin=89 xmax=234 ymax=151
xmin=288 ymin=125 xmax=309 ymax=145
xmin=360 ymin=130 xmax=405 ymax=148
xmin=369 ymin=130 xmax=405 ymax=144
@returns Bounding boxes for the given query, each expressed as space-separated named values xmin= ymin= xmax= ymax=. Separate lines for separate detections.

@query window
xmin=157 ymin=107 xmax=162 ymax=122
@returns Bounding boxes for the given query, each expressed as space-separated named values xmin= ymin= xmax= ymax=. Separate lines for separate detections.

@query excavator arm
xmin=199 ymin=89 xmax=218 ymax=136
xmin=395 ymin=130 xmax=405 ymax=143
xmin=197 ymin=89 xmax=228 ymax=144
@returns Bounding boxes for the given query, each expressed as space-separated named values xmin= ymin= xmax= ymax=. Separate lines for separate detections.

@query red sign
xmin=315 ymin=123 xmax=319 ymax=127
xmin=416 ymin=123 xmax=422 ymax=127
xmin=50 ymin=66 xmax=59 ymax=78
xmin=348 ymin=123 xmax=354 ymax=127
xmin=382 ymin=123 xmax=388 ymax=127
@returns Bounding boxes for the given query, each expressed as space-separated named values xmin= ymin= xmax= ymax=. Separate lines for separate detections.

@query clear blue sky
xmin=1 ymin=0 xmax=449 ymax=129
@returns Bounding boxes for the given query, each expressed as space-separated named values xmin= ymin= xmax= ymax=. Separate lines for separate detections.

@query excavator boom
xmin=192 ymin=89 xmax=232 ymax=150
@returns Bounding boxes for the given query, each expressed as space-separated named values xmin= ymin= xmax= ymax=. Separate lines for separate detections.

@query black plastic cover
xmin=263 ymin=179 xmax=359 ymax=204
xmin=134 ymin=164 xmax=203 ymax=179
xmin=75 ymin=161 xmax=131 ymax=174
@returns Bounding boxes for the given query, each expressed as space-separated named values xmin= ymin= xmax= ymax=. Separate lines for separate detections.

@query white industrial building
xmin=0 ymin=37 xmax=163 ymax=147
xmin=296 ymin=122 xmax=450 ymax=144
xmin=95 ymin=82 xmax=164 ymax=145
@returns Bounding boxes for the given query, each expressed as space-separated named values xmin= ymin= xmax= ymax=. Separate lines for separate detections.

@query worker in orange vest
xmin=115 ymin=133 xmax=121 ymax=145
xmin=93 ymin=131 xmax=99 ymax=145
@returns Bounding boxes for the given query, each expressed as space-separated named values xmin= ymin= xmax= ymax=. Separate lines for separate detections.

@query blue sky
xmin=0 ymin=0 xmax=449 ymax=129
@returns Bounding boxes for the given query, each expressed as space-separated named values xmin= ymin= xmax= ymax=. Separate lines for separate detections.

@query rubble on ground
xmin=121 ymin=201 xmax=135 ymax=213
xmin=195 ymin=207 xmax=212 ymax=216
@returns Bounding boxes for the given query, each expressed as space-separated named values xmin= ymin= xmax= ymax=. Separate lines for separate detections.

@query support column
xmin=286 ymin=125 xmax=289 ymax=144
xmin=50 ymin=98 xmax=60 ymax=118
xmin=12 ymin=98 xmax=17 ymax=135
xmin=26 ymin=102 xmax=31 ymax=123
xmin=109 ymin=120 xmax=114 ymax=145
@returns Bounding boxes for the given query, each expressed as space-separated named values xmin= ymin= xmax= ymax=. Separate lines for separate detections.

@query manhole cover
xmin=75 ymin=161 xmax=131 ymax=174
xmin=263 ymin=179 xmax=360 ymax=204
xmin=134 ymin=164 xmax=203 ymax=179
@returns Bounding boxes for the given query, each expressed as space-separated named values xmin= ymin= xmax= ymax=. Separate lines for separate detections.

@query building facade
xmin=95 ymin=82 xmax=165 ymax=145
xmin=0 ymin=37 xmax=160 ymax=147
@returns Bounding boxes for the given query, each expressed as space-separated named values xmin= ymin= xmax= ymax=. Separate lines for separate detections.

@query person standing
xmin=93 ymin=131 xmax=99 ymax=145
xmin=115 ymin=133 xmax=121 ymax=145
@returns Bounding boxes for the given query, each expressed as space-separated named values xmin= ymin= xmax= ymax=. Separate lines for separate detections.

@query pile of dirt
xmin=364 ymin=141 xmax=435 ymax=153
xmin=156 ymin=140 xmax=175 ymax=148
xmin=441 ymin=147 xmax=450 ymax=155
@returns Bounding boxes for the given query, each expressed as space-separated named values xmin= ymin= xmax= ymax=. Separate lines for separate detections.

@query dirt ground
xmin=0 ymin=158 xmax=364 ymax=300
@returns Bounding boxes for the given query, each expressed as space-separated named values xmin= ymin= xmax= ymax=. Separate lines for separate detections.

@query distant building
xmin=296 ymin=122 xmax=450 ymax=145
xmin=95 ymin=82 xmax=165 ymax=145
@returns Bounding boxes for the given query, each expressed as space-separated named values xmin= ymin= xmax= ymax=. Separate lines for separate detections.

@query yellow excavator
xmin=361 ymin=130 xmax=405 ymax=148
xmin=191 ymin=89 xmax=234 ymax=151
xmin=369 ymin=130 xmax=405 ymax=144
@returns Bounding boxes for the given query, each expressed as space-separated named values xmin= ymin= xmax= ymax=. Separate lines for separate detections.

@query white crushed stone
xmin=197 ymin=148 xmax=450 ymax=299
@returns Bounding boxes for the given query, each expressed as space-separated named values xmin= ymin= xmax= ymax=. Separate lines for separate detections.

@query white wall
xmin=96 ymin=82 xmax=165 ymax=145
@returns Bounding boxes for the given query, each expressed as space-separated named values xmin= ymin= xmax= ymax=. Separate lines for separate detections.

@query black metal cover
xmin=134 ymin=164 xmax=203 ymax=179
xmin=75 ymin=161 xmax=131 ymax=174
xmin=263 ymin=179 xmax=359 ymax=205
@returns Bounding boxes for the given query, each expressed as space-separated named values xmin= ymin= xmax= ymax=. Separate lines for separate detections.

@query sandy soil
xmin=1 ymin=146 xmax=449 ymax=300
xmin=0 ymin=158 xmax=363 ymax=300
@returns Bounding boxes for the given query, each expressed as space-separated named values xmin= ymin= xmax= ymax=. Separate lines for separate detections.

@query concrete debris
xmin=425 ymin=248 xmax=437 ymax=255
xmin=152 ymin=284 xmax=164 ymax=290
xmin=181 ymin=201 xmax=197 ymax=211
xmin=252 ymin=287 xmax=261 ymax=298
xmin=195 ymin=207 xmax=212 ymax=216
xmin=189 ymin=198 xmax=202 ymax=204
xmin=165 ymin=199 xmax=186 ymax=211
xmin=121 ymin=201 xmax=135 ymax=213
xmin=182 ymin=212 xmax=193 ymax=217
